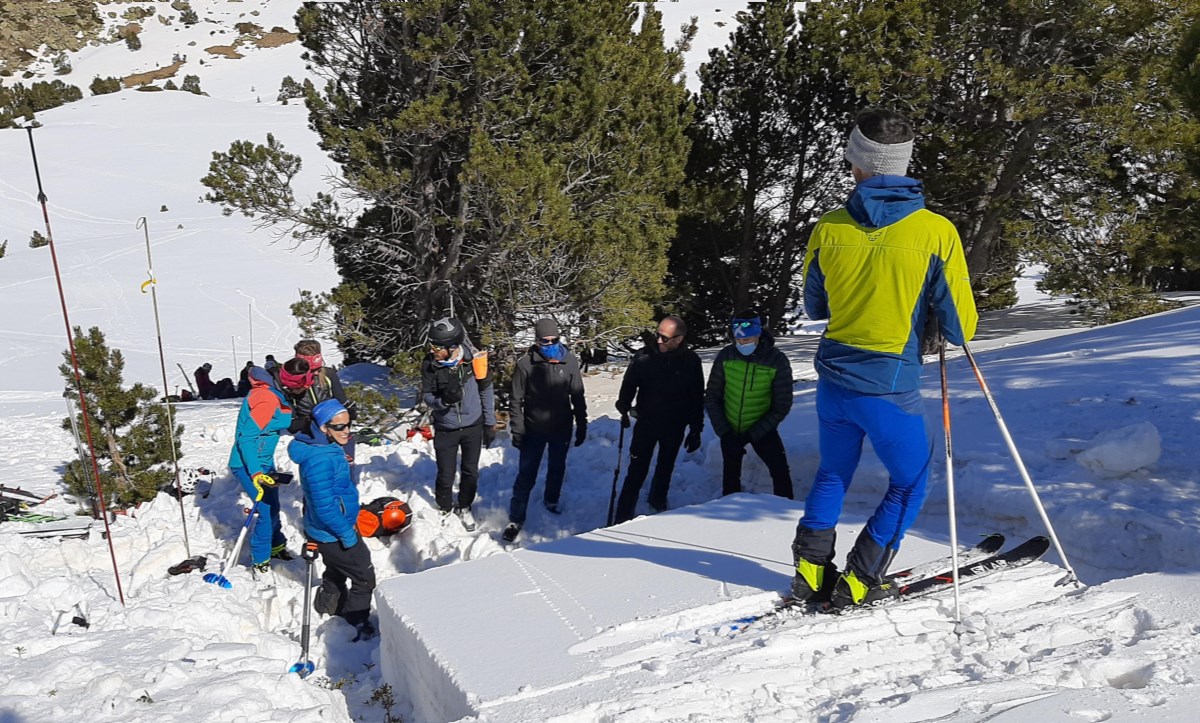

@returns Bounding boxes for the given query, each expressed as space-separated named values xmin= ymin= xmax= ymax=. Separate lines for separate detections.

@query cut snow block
xmin=375 ymin=493 xmax=949 ymax=722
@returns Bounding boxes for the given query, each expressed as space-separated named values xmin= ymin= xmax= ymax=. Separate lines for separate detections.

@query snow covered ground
xmin=3 ymin=2 xmax=1200 ymax=722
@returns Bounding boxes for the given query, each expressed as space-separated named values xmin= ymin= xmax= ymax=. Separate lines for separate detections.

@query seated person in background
xmin=195 ymin=362 xmax=215 ymax=399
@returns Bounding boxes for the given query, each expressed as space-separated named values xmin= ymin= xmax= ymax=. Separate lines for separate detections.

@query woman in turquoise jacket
xmin=289 ymin=399 xmax=376 ymax=639
xmin=227 ymin=366 xmax=293 ymax=571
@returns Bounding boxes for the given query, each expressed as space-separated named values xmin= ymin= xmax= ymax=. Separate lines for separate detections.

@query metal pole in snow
xmin=138 ymin=216 xmax=191 ymax=558
xmin=939 ymin=341 xmax=962 ymax=623
xmin=962 ymin=343 xmax=1081 ymax=587
xmin=26 ymin=126 xmax=125 ymax=605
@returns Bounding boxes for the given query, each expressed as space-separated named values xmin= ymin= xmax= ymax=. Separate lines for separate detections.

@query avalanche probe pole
xmin=138 ymin=217 xmax=191 ymax=558
xmin=26 ymin=127 xmax=125 ymax=605
xmin=961 ymin=343 xmax=1081 ymax=587
xmin=938 ymin=341 xmax=962 ymax=623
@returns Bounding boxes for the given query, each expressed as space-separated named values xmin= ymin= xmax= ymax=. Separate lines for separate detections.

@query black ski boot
xmin=831 ymin=532 xmax=900 ymax=608
xmin=789 ymin=526 xmax=838 ymax=603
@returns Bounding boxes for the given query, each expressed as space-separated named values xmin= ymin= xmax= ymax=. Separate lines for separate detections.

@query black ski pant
xmin=315 ymin=538 xmax=376 ymax=626
xmin=614 ymin=420 xmax=686 ymax=524
xmin=720 ymin=429 xmax=794 ymax=499
xmin=433 ymin=422 xmax=483 ymax=511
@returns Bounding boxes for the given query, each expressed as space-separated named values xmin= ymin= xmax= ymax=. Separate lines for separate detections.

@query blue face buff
xmin=736 ymin=340 xmax=758 ymax=356
xmin=540 ymin=339 xmax=565 ymax=361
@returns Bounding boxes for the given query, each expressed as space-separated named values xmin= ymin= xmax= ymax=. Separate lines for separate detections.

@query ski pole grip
xmin=302 ymin=542 xmax=319 ymax=561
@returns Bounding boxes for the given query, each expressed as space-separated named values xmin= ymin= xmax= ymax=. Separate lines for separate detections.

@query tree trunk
xmin=733 ymin=171 xmax=759 ymax=311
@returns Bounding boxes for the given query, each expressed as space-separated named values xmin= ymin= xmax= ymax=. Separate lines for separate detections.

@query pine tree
xmin=89 ymin=76 xmax=122 ymax=96
xmin=810 ymin=0 xmax=1200 ymax=313
xmin=202 ymin=0 xmax=693 ymax=368
xmin=674 ymin=1 xmax=858 ymax=338
xmin=180 ymin=74 xmax=202 ymax=94
xmin=59 ymin=327 xmax=183 ymax=507
xmin=29 ymin=230 xmax=47 ymax=248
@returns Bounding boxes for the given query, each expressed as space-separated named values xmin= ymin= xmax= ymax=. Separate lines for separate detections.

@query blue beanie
xmin=313 ymin=398 xmax=348 ymax=428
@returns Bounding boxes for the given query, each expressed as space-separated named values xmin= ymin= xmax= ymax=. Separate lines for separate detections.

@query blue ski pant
xmin=800 ymin=379 xmax=932 ymax=551
xmin=509 ymin=430 xmax=570 ymax=525
xmin=233 ymin=466 xmax=287 ymax=565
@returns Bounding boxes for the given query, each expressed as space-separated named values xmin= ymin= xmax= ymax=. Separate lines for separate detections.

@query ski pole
xmin=27 ymin=126 xmax=125 ymax=606
xmin=138 ymin=217 xmax=191 ymax=558
xmin=204 ymin=502 xmax=259 ymax=588
xmin=961 ymin=343 xmax=1081 ymax=587
xmin=939 ymin=341 xmax=962 ymax=624
xmin=288 ymin=542 xmax=319 ymax=678
xmin=606 ymin=422 xmax=626 ymax=527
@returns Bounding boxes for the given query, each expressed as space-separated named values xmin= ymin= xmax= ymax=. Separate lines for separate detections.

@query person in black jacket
xmin=503 ymin=318 xmax=587 ymax=542
xmin=420 ymin=317 xmax=497 ymax=533
xmin=612 ymin=315 xmax=704 ymax=523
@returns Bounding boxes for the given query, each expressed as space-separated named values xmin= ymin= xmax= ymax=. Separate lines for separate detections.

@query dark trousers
xmin=433 ymin=423 xmax=483 ymax=511
xmin=614 ymin=420 xmax=686 ymax=523
xmin=509 ymin=430 xmax=570 ymax=525
xmin=315 ymin=538 xmax=376 ymax=626
xmin=720 ymin=429 xmax=794 ymax=499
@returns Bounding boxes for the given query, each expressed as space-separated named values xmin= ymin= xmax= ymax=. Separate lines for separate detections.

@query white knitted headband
xmin=843 ymin=125 xmax=913 ymax=176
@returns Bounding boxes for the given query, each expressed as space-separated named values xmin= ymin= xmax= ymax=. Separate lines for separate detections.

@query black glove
xmin=511 ymin=432 xmax=523 ymax=450
xmin=684 ymin=428 xmax=702 ymax=453
xmin=483 ymin=426 xmax=496 ymax=448
xmin=574 ymin=424 xmax=587 ymax=447
xmin=620 ymin=413 xmax=631 ymax=429
xmin=439 ymin=378 xmax=463 ymax=405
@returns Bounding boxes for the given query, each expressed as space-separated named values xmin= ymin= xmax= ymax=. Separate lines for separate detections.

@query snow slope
xmin=4 ymin=2 xmax=1200 ymax=722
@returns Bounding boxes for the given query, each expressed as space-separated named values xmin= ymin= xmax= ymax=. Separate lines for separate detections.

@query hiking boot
xmin=502 ymin=522 xmax=522 ymax=543
xmin=543 ymin=500 xmax=562 ymax=515
xmin=789 ymin=556 xmax=839 ymax=604
xmin=454 ymin=506 xmax=477 ymax=532
xmin=352 ymin=620 xmax=377 ymax=642
xmin=252 ymin=561 xmax=270 ymax=575
xmin=829 ymin=570 xmax=899 ymax=609
xmin=314 ymin=585 xmax=343 ymax=616
xmin=271 ymin=546 xmax=295 ymax=561
xmin=439 ymin=507 xmax=453 ymax=525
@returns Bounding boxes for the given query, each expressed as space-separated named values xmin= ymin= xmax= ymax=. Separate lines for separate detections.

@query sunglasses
xmin=539 ymin=337 xmax=559 ymax=345
xmin=325 ymin=422 xmax=352 ymax=432
xmin=655 ymin=332 xmax=681 ymax=342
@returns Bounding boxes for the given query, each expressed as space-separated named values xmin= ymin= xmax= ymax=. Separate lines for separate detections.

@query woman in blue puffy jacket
xmin=289 ymin=398 xmax=377 ymax=639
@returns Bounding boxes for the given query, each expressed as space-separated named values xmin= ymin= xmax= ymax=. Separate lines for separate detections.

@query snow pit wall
xmin=373 ymin=494 xmax=954 ymax=722
xmin=376 ymin=603 xmax=474 ymax=723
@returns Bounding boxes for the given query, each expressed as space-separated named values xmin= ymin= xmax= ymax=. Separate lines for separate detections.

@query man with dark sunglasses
xmin=503 ymin=318 xmax=588 ymax=542
xmin=704 ymin=308 xmax=795 ymax=501
xmin=612 ymin=315 xmax=704 ymax=523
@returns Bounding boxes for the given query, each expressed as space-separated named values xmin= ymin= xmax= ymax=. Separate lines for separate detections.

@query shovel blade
xmin=288 ymin=660 xmax=315 ymax=678
xmin=203 ymin=572 xmax=233 ymax=588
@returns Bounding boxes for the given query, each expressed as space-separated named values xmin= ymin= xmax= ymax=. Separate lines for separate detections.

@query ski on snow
xmin=726 ymin=534 xmax=1051 ymax=635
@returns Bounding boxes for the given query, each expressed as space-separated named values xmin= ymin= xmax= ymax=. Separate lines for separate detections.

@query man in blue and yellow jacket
xmin=704 ymin=309 xmax=795 ymax=500
xmin=790 ymin=109 xmax=978 ymax=609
